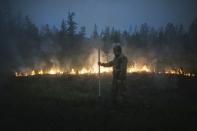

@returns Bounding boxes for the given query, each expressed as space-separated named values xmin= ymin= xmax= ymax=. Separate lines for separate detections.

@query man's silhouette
xmin=98 ymin=45 xmax=128 ymax=104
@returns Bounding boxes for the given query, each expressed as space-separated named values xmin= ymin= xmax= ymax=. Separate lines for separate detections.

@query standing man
xmin=98 ymin=45 xmax=128 ymax=104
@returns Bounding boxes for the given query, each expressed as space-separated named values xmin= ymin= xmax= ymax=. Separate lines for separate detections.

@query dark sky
xmin=12 ymin=0 xmax=197 ymax=35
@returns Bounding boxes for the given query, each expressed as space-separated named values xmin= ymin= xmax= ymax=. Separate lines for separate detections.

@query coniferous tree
xmin=67 ymin=12 xmax=77 ymax=38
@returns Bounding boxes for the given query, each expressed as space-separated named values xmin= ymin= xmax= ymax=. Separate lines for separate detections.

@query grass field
xmin=1 ymin=73 xmax=197 ymax=130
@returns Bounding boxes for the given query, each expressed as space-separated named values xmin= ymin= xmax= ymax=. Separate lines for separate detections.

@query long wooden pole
xmin=98 ymin=48 xmax=101 ymax=97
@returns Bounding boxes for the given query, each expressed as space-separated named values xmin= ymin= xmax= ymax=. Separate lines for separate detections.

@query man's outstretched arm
xmin=98 ymin=60 xmax=113 ymax=67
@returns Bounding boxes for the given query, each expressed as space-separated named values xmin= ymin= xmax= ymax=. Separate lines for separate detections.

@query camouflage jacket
xmin=102 ymin=54 xmax=128 ymax=80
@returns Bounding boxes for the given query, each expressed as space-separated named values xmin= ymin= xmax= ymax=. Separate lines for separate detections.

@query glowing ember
xmin=164 ymin=68 xmax=195 ymax=77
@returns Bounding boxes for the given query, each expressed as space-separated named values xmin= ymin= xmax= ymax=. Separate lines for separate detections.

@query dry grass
xmin=1 ymin=73 xmax=197 ymax=130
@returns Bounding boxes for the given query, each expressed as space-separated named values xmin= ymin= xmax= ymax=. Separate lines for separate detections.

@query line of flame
xmin=15 ymin=64 xmax=195 ymax=77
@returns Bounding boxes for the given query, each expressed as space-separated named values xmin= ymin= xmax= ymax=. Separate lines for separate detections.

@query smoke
xmin=0 ymin=0 xmax=197 ymax=76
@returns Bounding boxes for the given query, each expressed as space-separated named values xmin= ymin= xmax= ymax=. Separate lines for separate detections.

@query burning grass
xmin=15 ymin=64 xmax=195 ymax=77
xmin=14 ymin=49 xmax=196 ymax=77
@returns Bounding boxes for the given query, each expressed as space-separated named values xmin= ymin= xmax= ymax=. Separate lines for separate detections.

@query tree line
xmin=0 ymin=1 xmax=197 ymax=74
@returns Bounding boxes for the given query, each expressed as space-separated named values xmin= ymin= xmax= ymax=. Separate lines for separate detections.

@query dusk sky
xmin=12 ymin=0 xmax=197 ymax=34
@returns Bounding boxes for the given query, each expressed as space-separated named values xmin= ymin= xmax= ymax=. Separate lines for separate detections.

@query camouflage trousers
xmin=111 ymin=79 xmax=127 ymax=104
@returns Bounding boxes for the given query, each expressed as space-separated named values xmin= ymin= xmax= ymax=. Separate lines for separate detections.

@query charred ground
xmin=1 ymin=74 xmax=197 ymax=130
